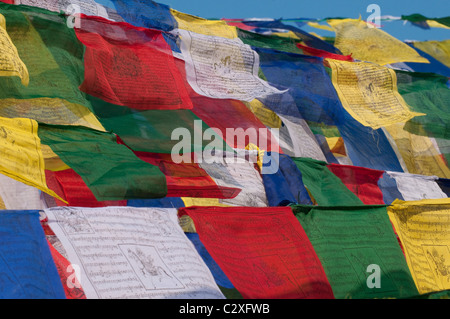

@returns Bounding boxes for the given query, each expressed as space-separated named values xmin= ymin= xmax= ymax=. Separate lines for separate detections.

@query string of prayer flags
xmin=292 ymin=204 xmax=420 ymax=299
xmin=180 ymin=206 xmax=335 ymax=299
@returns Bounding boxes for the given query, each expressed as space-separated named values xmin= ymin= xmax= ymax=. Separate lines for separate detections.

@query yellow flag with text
xmin=327 ymin=59 xmax=425 ymax=129
xmin=327 ymin=18 xmax=429 ymax=65
xmin=388 ymin=198 xmax=450 ymax=295
xmin=0 ymin=117 xmax=65 ymax=202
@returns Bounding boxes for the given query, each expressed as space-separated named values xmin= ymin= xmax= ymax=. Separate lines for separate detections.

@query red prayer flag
xmin=174 ymin=57 xmax=282 ymax=152
xmin=46 ymin=240 xmax=87 ymax=299
xmin=221 ymin=19 xmax=257 ymax=31
xmin=76 ymin=15 xmax=193 ymax=110
xmin=134 ymin=150 xmax=241 ymax=199
xmin=296 ymin=43 xmax=354 ymax=61
xmin=180 ymin=206 xmax=335 ymax=299
xmin=327 ymin=163 xmax=385 ymax=204
xmin=51 ymin=169 xmax=127 ymax=207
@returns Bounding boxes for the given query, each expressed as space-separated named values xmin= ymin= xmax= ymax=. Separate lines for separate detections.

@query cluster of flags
xmin=0 ymin=0 xmax=449 ymax=299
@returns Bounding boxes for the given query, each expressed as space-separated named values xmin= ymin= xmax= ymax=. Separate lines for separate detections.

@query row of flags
xmin=0 ymin=0 xmax=449 ymax=299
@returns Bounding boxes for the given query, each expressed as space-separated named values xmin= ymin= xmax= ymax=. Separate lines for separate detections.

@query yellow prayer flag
xmin=327 ymin=59 xmax=425 ymax=129
xmin=388 ymin=198 xmax=450 ymax=295
xmin=0 ymin=13 xmax=29 ymax=86
xmin=384 ymin=123 xmax=450 ymax=179
xmin=0 ymin=98 xmax=105 ymax=131
xmin=171 ymin=9 xmax=238 ymax=39
xmin=180 ymin=198 xmax=232 ymax=233
xmin=270 ymin=30 xmax=301 ymax=40
xmin=0 ymin=195 xmax=5 ymax=209
xmin=413 ymin=40 xmax=450 ymax=68
xmin=243 ymin=99 xmax=282 ymax=128
xmin=307 ymin=21 xmax=334 ymax=32
xmin=327 ymin=18 xmax=429 ymax=65
xmin=426 ymin=20 xmax=450 ymax=29
xmin=0 ymin=117 xmax=66 ymax=202
xmin=41 ymin=144 xmax=70 ymax=172
xmin=181 ymin=197 xmax=231 ymax=207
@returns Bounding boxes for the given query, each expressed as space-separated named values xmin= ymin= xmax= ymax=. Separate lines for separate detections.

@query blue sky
xmin=97 ymin=0 xmax=449 ymax=41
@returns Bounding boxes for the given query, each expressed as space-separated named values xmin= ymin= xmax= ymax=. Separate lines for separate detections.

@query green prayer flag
xmin=291 ymin=204 xmax=419 ymax=299
xmin=38 ymin=123 xmax=168 ymax=201
xmin=396 ymin=70 xmax=450 ymax=140
xmin=291 ymin=157 xmax=363 ymax=206
xmin=401 ymin=14 xmax=450 ymax=28
xmin=89 ymin=95 xmax=231 ymax=154
xmin=0 ymin=4 xmax=91 ymax=110
xmin=237 ymin=28 xmax=303 ymax=54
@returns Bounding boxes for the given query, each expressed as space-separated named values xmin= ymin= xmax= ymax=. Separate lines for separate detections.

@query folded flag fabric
xmin=180 ymin=206 xmax=335 ymax=299
xmin=292 ymin=204 xmax=419 ymax=299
